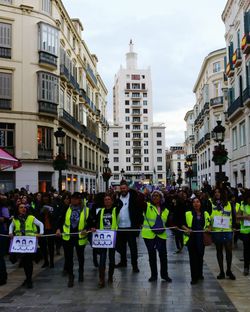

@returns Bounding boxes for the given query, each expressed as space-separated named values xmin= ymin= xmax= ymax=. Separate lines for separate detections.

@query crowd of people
xmin=0 ymin=180 xmax=250 ymax=289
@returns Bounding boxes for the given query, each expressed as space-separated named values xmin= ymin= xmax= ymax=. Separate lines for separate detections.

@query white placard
xmin=9 ymin=236 xmax=37 ymax=253
xmin=92 ymin=230 xmax=116 ymax=249
xmin=213 ymin=216 xmax=230 ymax=229
xmin=243 ymin=220 xmax=250 ymax=227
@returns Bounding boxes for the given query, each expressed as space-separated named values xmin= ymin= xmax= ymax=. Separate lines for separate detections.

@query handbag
xmin=145 ymin=213 xmax=165 ymax=235
xmin=203 ymin=232 xmax=212 ymax=246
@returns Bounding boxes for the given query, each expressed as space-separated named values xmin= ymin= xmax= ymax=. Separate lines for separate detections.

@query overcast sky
xmin=62 ymin=0 xmax=227 ymax=147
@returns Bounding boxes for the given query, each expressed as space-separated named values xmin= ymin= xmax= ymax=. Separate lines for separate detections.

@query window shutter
xmin=0 ymin=23 xmax=11 ymax=48
xmin=0 ymin=73 xmax=11 ymax=99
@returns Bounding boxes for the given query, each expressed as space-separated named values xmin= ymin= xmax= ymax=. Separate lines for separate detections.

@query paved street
xmin=0 ymin=233 xmax=248 ymax=312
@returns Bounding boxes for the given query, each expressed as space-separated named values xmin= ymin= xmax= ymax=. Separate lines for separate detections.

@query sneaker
xmin=226 ymin=270 xmax=236 ymax=280
xmin=148 ymin=276 xmax=157 ymax=282
xmin=217 ymin=272 xmax=225 ymax=279
xmin=243 ymin=268 xmax=249 ymax=276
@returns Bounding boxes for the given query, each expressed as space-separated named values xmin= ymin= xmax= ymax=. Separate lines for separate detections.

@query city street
xmin=0 ymin=233 xmax=248 ymax=312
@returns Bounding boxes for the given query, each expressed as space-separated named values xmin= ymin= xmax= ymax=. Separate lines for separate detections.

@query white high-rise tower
xmin=108 ymin=41 xmax=166 ymax=185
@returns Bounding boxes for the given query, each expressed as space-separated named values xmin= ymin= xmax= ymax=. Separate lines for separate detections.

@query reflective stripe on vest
xmin=62 ymin=206 xmax=89 ymax=245
xmin=99 ymin=207 xmax=118 ymax=230
xmin=141 ymin=202 xmax=169 ymax=239
xmin=211 ymin=202 xmax=232 ymax=232
xmin=240 ymin=204 xmax=250 ymax=234
xmin=13 ymin=215 xmax=36 ymax=236
xmin=183 ymin=211 xmax=210 ymax=245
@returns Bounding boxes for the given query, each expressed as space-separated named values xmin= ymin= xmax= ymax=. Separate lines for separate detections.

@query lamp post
xmin=102 ymin=157 xmax=112 ymax=191
xmin=185 ymin=155 xmax=193 ymax=191
xmin=120 ymin=168 xmax=125 ymax=181
xmin=53 ymin=127 xmax=66 ymax=193
xmin=172 ymin=172 xmax=176 ymax=189
xmin=212 ymin=120 xmax=227 ymax=184
xmin=177 ymin=167 xmax=183 ymax=188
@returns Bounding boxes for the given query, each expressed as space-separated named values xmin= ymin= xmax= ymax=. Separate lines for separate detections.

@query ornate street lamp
xmin=185 ymin=155 xmax=193 ymax=191
xmin=53 ymin=127 xmax=67 ymax=192
xmin=177 ymin=167 xmax=183 ymax=188
xmin=120 ymin=168 xmax=125 ymax=181
xmin=212 ymin=120 xmax=227 ymax=184
xmin=102 ymin=157 xmax=112 ymax=191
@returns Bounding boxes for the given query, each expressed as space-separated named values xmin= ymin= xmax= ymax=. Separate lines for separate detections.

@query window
xmin=143 ymin=109 xmax=148 ymax=114
xmin=113 ymin=157 xmax=119 ymax=162
xmin=158 ymin=174 xmax=163 ymax=179
xmin=0 ymin=72 xmax=12 ymax=109
xmin=239 ymin=121 xmax=246 ymax=147
xmin=131 ymin=74 xmax=140 ymax=80
xmin=42 ymin=0 xmax=52 ymax=14
xmin=144 ymin=149 xmax=149 ymax=154
xmin=144 ymin=125 xmax=148 ymax=130
xmin=126 ymin=141 xmax=130 ymax=146
xmin=157 ymin=157 xmax=162 ymax=162
xmin=125 ymin=100 xmax=129 ymax=105
xmin=132 ymin=93 xmax=140 ymax=98
xmin=143 ymin=100 xmax=147 ymax=106
xmin=132 ymin=83 xmax=140 ymax=89
xmin=126 ymin=83 xmax=130 ymax=89
xmin=79 ymin=143 xmax=83 ymax=167
xmin=157 ymin=149 xmax=162 ymax=154
xmin=66 ymin=136 xmax=71 ymax=163
xmin=144 ymin=166 xmax=149 ymax=171
xmin=113 ymin=174 xmax=119 ymax=180
xmin=37 ymin=126 xmax=53 ymax=155
xmin=142 ymin=83 xmax=145 ymax=89
xmin=38 ymin=72 xmax=59 ymax=104
xmin=126 ymin=133 xmax=130 ymax=138
xmin=144 ymin=141 xmax=148 ymax=146
xmin=143 ymin=93 xmax=147 ymax=97
xmin=213 ymin=62 xmax=221 ymax=73
xmin=38 ymin=23 xmax=59 ymax=56
xmin=125 ymin=116 xmax=130 ymax=121
xmin=126 ymin=166 xmax=131 ymax=171
xmin=144 ymin=133 xmax=148 ymax=138
xmin=0 ymin=123 xmax=14 ymax=154
xmin=113 ymin=149 xmax=119 ymax=154
xmin=126 ymin=149 xmax=130 ymax=154
xmin=126 ymin=157 xmax=130 ymax=162
xmin=113 ymin=166 xmax=119 ymax=171
xmin=0 ymin=0 xmax=12 ymax=3
xmin=125 ymin=125 xmax=130 ymax=129
xmin=113 ymin=132 xmax=118 ymax=137
xmin=125 ymin=108 xmax=130 ymax=113
xmin=0 ymin=22 xmax=11 ymax=58
xmin=157 ymin=166 xmax=162 ymax=170
xmin=156 ymin=132 xmax=162 ymax=137
xmin=144 ymin=157 xmax=149 ymax=162
xmin=72 ymin=140 xmax=77 ymax=165
xmin=157 ymin=140 xmax=162 ymax=146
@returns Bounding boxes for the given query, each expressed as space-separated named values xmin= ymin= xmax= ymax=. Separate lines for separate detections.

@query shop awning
xmin=0 ymin=148 xmax=22 ymax=171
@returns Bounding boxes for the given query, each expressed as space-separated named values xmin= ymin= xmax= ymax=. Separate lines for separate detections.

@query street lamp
xmin=102 ymin=157 xmax=112 ymax=191
xmin=53 ymin=127 xmax=66 ymax=193
xmin=212 ymin=120 xmax=227 ymax=184
xmin=120 ymin=168 xmax=125 ymax=181
xmin=172 ymin=172 xmax=176 ymax=188
xmin=177 ymin=167 xmax=183 ymax=188
xmin=185 ymin=155 xmax=193 ymax=191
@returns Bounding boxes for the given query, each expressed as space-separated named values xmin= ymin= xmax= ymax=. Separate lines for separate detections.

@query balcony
xmin=204 ymin=102 xmax=209 ymax=112
xmin=69 ymin=74 xmax=80 ymax=94
xmin=210 ymin=96 xmax=223 ymax=107
xmin=188 ymin=134 xmax=195 ymax=141
xmin=132 ymin=118 xmax=141 ymax=124
xmin=60 ymin=109 xmax=82 ymax=133
xmin=226 ymin=62 xmax=234 ymax=77
xmin=243 ymin=86 xmax=250 ymax=107
xmin=204 ymin=132 xmax=210 ymax=141
xmin=131 ymin=111 xmax=141 ymax=116
xmin=0 ymin=99 xmax=11 ymax=110
xmin=82 ymin=126 xmax=98 ymax=144
xmin=132 ymin=136 xmax=142 ymax=140
xmin=232 ymin=48 xmax=242 ymax=68
xmin=38 ymin=148 xmax=53 ymax=159
xmin=0 ymin=47 xmax=11 ymax=59
xmin=60 ymin=64 xmax=70 ymax=81
xmin=132 ymin=145 xmax=142 ymax=149
xmin=38 ymin=101 xmax=57 ymax=116
xmin=39 ymin=51 xmax=57 ymax=70
xmin=100 ymin=141 xmax=109 ymax=154
xmin=227 ymin=96 xmax=243 ymax=118
xmin=241 ymin=33 xmax=250 ymax=54
xmin=87 ymin=65 xmax=97 ymax=86
xmin=131 ymin=101 xmax=141 ymax=107
xmin=132 ymin=128 xmax=142 ymax=132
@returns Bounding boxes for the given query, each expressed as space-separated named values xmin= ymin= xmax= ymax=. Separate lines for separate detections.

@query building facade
xmin=222 ymin=0 xmax=250 ymax=188
xmin=0 ymin=0 xmax=109 ymax=193
xmin=108 ymin=41 xmax=166 ymax=186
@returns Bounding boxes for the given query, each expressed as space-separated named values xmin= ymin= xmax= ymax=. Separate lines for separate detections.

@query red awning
xmin=0 ymin=148 xmax=22 ymax=171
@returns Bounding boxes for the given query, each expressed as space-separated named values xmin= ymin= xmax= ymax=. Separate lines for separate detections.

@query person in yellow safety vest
xmin=92 ymin=193 xmax=121 ymax=288
xmin=56 ymin=192 xmax=90 ymax=288
xmin=237 ymin=190 xmax=250 ymax=276
xmin=9 ymin=203 xmax=44 ymax=289
xmin=210 ymin=188 xmax=236 ymax=280
xmin=182 ymin=197 xmax=211 ymax=285
xmin=141 ymin=190 xmax=172 ymax=283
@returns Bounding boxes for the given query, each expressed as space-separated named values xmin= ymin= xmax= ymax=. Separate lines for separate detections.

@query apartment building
xmin=0 ymin=0 xmax=109 ymax=193
xmin=107 ymin=41 xmax=166 ymax=186
xmin=222 ymin=0 xmax=250 ymax=188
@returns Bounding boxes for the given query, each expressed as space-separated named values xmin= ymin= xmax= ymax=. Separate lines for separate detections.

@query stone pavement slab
xmin=0 ymin=233 xmax=240 ymax=311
